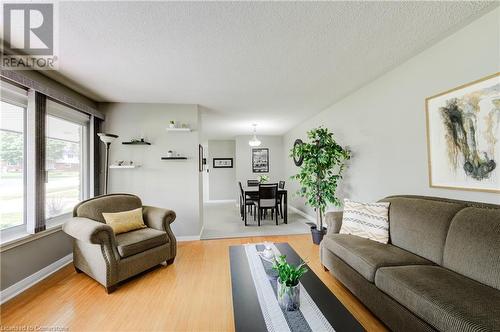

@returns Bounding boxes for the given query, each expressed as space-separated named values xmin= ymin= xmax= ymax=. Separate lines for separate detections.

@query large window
xmin=0 ymin=101 xmax=25 ymax=230
xmin=1 ymin=80 xmax=92 ymax=237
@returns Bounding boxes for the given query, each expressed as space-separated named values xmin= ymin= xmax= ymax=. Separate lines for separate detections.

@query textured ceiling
xmin=43 ymin=1 xmax=495 ymax=139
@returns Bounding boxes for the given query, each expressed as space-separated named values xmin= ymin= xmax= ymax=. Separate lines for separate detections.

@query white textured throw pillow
xmin=339 ymin=199 xmax=390 ymax=244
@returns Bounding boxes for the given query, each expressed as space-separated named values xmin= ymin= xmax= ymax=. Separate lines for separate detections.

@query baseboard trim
xmin=0 ymin=253 xmax=73 ymax=304
xmin=205 ymin=199 xmax=237 ymax=204
xmin=176 ymin=225 xmax=204 ymax=242
xmin=289 ymin=206 xmax=316 ymax=222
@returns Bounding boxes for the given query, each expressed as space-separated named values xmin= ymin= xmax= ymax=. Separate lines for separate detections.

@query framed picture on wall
xmin=213 ymin=158 xmax=233 ymax=168
xmin=426 ymin=72 xmax=500 ymax=193
xmin=252 ymin=148 xmax=269 ymax=173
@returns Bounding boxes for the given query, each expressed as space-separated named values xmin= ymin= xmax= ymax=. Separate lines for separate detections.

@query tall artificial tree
xmin=291 ymin=127 xmax=350 ymax=232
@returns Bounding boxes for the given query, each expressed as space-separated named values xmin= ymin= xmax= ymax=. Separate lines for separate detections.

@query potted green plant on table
xmin=259 ymin=174 xmax=269 ymax=183
xmin=291 ymin=126 xmax=350 ymax=244
xmin=273 ymin=255 xmax=308 ymax=311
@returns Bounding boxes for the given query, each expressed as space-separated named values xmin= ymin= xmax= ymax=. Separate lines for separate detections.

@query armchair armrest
xmin=142 ymin=206 xmax=176 ymax=231
xmin=63 ymin=217 xmax=116 ymax=246
xmin=325 ymin=211 xmax=343 ymax=235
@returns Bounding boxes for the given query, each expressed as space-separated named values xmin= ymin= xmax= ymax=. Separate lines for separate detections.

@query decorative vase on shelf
xmin=166 ymin=150 xmax=174 ymax=158
xmin=277 ymin=279 xmax=300 ymax=311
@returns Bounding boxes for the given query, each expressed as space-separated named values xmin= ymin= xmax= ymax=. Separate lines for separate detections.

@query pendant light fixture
xmin=248 ymin=124 xmax=261 ymax=147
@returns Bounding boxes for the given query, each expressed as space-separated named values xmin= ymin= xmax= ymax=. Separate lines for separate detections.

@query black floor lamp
xmin=98 ymin=133 xmax=118 ymax=195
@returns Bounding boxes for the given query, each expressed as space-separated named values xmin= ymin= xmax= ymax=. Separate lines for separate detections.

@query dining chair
xmin=247 ymin=179 xmax=260 ymax=187
xmin=253 ymin=183 xmax=279 ymax=226
xmin=278 ymin=181 xmax=285 ymax=218
xmin=239 ymin=182 xmax=256 ymax=225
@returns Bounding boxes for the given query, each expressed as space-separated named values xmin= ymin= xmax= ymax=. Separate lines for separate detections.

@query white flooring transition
xmin=201 ymin=201 xmax=311 ymax=240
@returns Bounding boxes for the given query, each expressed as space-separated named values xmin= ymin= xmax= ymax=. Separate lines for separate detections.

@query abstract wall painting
xmin=426 ymin=73 xmax=499 ymax=193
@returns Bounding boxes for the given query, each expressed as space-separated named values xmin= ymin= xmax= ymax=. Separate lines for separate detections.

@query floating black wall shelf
xmin=122 ymin=141 xmax=151 ymax=145
xmin=161 ymin=157 xmax=187 ymax=160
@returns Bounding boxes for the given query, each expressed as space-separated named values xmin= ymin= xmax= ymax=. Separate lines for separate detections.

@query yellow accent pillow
xmin=102 ymin=208 xmax=146 ymax=234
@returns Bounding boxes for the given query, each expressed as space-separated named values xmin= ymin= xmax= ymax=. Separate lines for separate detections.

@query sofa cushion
xmin=375 ymin=265 xmax=500 ymax=332
xmin=339 ymin=199 xmax=390 ymax=244
xmin=443 ymin=207 xmax=500 ymax=290
xmin=116 ymin=228 xmax=168 ymax=258
xmin=322 ymin=234 xmax=432 ymax=282
xmin=379 ymin=197 xmax=465 ymax=264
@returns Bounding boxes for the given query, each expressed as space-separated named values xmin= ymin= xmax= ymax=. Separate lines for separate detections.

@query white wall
xmin=100 ymin=103 xmax=203 ymax=237
xmin=284 ymin=8 xmax=500 ymax=217
xmin=207 ymin=140 xmax=236 ymax=201
xmin=235 ymin=135 xmax=286 ymax=186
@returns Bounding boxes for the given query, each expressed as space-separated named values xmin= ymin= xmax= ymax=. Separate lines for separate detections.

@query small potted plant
xmin=273 ymin=255 xmax=308 ymax=311
xmin=259 ymin=175 xmax=269 ymax=183
xmin=169 ymin=120 xmax=176 ymax=128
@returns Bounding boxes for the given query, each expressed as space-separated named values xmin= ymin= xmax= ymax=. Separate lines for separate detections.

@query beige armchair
xmin=62 ymin=193 xmax=176 ymax=293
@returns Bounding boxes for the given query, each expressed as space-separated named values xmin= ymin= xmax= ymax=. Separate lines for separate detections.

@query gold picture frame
xmin=425 ymin=72 xmax=500 ymax=193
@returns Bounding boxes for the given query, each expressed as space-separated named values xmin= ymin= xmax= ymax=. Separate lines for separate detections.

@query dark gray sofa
xmin=320 ymin=195 xmax=500 ymax=332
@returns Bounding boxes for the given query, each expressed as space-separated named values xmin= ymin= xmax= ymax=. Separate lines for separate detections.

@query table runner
xmin=243 ymin=243 xmax=335 ymax=332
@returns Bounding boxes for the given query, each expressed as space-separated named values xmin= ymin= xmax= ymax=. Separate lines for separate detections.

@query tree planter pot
xmin=310 ymin=225 xmax=326 ymax=245
xmin=277 ymin=278 xmax=300 ymax=311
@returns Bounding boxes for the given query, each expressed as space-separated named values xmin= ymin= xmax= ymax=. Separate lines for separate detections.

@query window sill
xmin=0 ymin=218 xmax=69 ymax=252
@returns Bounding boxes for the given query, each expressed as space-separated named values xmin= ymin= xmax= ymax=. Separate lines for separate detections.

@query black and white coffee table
xmin=229 ymin=242 xmax=364 ymax=332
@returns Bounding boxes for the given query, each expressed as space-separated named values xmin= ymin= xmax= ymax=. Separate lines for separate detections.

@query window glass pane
xmin=46 ymin=115 xmax=82 ymax=219
xmin=0 ymin=101 xmax=25 ymax=230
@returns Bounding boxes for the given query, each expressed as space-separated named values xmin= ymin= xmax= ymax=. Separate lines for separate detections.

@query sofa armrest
xmin=142 ymin=206 xmax=176 ymax=231
xmin=63 ymin=217 xmax=116 ymax=246
xmin=325 ymin=211 xmax=343 ymax=235
xmin=143 ymin=206 xmax=177 ymax=259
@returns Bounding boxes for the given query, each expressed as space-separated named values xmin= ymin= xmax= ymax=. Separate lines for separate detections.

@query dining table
xmin=242 ymin=186 xmax=287 ymax=224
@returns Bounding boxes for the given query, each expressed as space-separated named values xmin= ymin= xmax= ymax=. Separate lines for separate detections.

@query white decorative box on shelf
xmin=165 ymin=127 xmax=192 ymax=132
xmin=109 ymin=164 xmax=141 ymax=169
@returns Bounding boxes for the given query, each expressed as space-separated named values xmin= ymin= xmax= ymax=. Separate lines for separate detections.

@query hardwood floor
xmin=0 ymin=235 xmax=387 ymax=331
